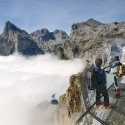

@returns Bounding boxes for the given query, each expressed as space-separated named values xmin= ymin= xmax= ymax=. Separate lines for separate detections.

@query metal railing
xmin=74 ymin=82 xmax=114 ymax=125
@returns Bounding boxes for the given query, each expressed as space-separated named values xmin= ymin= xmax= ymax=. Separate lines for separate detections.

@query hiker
xmin=108 ymin=56 xmax=122 ymax=98
xmin=94 ymin=58 xmax=113 ymax=108
xmin=84 ymin=60 xmax=95 ymax=90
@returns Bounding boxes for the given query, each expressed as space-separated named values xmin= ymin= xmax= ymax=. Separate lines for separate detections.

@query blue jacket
xmin=94 ymin=66 xmax=106 ymax=84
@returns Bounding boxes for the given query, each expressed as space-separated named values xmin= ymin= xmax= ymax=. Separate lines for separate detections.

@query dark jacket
xmin=94 ymin=66 xmax=106 ymax=84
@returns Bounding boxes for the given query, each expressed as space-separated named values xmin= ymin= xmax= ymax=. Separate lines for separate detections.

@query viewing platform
xmin=75 ymin=75 xmax=125 ymax=125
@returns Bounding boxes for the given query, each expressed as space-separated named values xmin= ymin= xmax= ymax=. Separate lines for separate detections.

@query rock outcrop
xmin=56 ymin=18 xmax=125 ymax=61
xmin=55 ymin=72 xmax=85 ymax=125
xmin=0 ymin=21 xmax=44 ymax=56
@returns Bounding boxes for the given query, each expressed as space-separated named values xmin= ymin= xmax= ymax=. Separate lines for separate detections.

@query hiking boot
xmin=105 ymin=104 xmax=113 ymax=109
xmin=96 ymin=102 xmax=103 ymax=108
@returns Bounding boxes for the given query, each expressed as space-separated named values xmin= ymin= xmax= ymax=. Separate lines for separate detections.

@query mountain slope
xmin=0 ymin=21 xmax=68 ymax=56
xmin=0 ymin=21 xmax=44 ymax=55
xmin=57 ymin=18 xmax=125 ymax=61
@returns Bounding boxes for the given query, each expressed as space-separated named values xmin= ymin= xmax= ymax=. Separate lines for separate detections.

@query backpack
xmin=117 ymin=64 xmax=125 ymax=77
xmin=87 ymin=68 xmax=102 ymax=90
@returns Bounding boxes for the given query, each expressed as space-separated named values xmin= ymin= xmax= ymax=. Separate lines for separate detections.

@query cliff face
xmin=0 ymin=21 xmax=44 ymax=56
xmin=55 ymin=73 xmax=85 ymax=125
xmin=57 ymin=18 xmax=125 ymax=61
xmin=54 ymin=62 xmax=98 ymax=125
xmin=70 ymin=18 xmax=125 ymax=41
xmin=26 ymin=72 xmax=86 ymax=125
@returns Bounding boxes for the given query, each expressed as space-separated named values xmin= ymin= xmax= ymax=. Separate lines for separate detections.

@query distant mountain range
xmin=0 ymin=21 xmax=68 ymax=56
xmin=0 ymin=18 xmax=125 ymax=62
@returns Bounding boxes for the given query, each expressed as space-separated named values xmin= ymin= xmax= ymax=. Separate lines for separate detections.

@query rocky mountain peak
xmin=86 ymin=18 xmax=99 ymax=23
xmin=71 ymin=18 xmax=103 ymax=31
xmin=53 ymin=29 xmax=69 ymax=40
xmin=5 ymin=21 xmax=19 ymax=31
xmin=33 ymin=28 xmax=49 ymax=36
xmin=114 ymin=22 xmax=119 ymax=25
xmin=0 ymin=21 xmax=44 ymax=56
xmin=30 ymin=28 xmax=50 ymax=42
xmin=53 ymin=29 xmax=67 ymax=35
xmin=53 ymin=29 xmax=63 ymax=33
xmin=85 ymin=18 xmax=103 ymax=27
xmin=30 ymin=29 xmax=68 ymax=42
xmin=40 ymin=28 xmax=49 ymax=35
xmin=3 ymin=21 xmax=28 ymax=36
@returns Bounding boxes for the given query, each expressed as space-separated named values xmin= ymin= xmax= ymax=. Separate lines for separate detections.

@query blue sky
xmin=0 ymin=0 xmax=125 ymax=34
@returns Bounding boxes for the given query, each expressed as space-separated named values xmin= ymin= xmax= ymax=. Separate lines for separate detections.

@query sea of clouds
xmin=0 ymin=53 xmax=84 ymax=125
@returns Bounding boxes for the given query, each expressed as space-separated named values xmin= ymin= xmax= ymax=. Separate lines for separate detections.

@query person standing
xmin=94 ymin=58 xmax=113 ymax=108
xmin=109 ymin=56 xmax=122 ymax=98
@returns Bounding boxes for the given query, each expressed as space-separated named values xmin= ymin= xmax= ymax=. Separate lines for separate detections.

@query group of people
xmin=86 ymin=56 xmax=122 ymax=109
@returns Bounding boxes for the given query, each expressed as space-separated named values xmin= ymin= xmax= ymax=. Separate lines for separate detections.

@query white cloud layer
xmin=0 ymin=53 xmax=84 ymax=125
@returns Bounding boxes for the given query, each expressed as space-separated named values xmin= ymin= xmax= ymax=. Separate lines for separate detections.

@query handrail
xmin=74 ymin=82 xmax=114 ymax=125
xmin=88 ymin=111 xmax=109 ymax=125
xmin=112 ymin=105 xmax=125 ymax=116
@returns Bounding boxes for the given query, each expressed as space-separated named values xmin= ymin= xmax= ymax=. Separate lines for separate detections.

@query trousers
xmin=114 ymin=76 xmax=120 ymax=88
xmin=95 ymin=84 xmax=109 ymax=106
